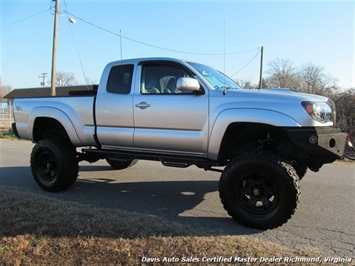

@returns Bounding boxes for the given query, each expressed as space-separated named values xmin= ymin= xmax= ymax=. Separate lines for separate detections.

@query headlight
xmin=302 ymin=100 xmax=335 ymax=124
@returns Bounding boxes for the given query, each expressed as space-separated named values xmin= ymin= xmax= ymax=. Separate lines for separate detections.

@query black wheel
xmin=30 ymin=138 xmax=78 ymax=192
xmin=219 ymin=150 xmax=300 ymax=229
xmin=106 ymin=158 xmax=138 ymax=170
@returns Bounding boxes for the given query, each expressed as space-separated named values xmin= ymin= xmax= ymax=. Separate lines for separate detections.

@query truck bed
xmin=7 ymin=85 xmax=98 ymax=98
xmin=13 ymin=91 xmax=97 ymax=146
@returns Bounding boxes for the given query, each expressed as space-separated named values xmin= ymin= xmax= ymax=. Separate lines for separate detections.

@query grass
xmin=0 ymin=130 xmax=19 ymax=140
xmin=0 ymin=186 xmax=344 ymax=266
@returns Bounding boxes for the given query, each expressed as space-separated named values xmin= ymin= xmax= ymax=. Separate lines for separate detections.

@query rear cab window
xmin=106 ymin=64 xmax=134 ymax=94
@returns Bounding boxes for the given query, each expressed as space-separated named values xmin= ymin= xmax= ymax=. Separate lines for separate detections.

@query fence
xmin=0 ymin=106 xmax=13 ymax=129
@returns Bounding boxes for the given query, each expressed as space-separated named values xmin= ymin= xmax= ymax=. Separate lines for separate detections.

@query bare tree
xmin=84 ymin=76 xmax=98 ymax=85
xmin=332 ymin=88 xmax=355 ymax=137
xmin=266 ymin=58 xmax=301 ymax=90
xmin=299 ymin=63 xmax=327 ymax=94
xmin=55 ymin=71 xmax=77 ymax=86
xmin=236 ymin=79 xmax=256 ymax=89
xmin=1 ymin=84 xmax=13 ymax=101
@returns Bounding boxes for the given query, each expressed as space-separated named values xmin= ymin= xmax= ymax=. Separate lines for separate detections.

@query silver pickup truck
xmin=12 ymin=57 xmax=346 ymax=229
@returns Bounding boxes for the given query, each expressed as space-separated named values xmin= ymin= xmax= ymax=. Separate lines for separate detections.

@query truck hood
xmin=223 ymin=87 xmax=328 ymax=102
xmin=210 ymin=87 xmax=332 ymax=127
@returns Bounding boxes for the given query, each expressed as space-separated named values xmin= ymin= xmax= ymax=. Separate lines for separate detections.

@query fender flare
xmin=28 ymin=106 xmax=82 ymax=146
xmin=207 ymin=108 xmax=301 ymax=160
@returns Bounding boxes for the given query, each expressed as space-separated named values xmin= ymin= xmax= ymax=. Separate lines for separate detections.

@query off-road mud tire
xmin=219 ymin=150 xmax=300 ymax=229
xmin=30 ymin=138 xmax=78 ymax=192
xmin=293 ymin=162 xmax=307 ymax=180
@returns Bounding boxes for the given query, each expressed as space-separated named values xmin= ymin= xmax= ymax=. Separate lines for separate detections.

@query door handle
xmin=135 ymin=102 xmax=151 ymax=109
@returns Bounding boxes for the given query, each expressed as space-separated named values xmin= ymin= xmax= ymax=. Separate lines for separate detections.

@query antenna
xmin=120 ymin=29 xmax=123 ymax=60
xmin=223 ymin=19 xmax=226 ymax=95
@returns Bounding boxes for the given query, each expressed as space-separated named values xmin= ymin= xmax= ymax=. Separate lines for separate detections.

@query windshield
xmin=187 ymin=62 xmax=242 ymax=90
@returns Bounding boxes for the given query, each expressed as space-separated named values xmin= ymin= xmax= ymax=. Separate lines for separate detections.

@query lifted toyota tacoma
xmin=12 ymin=58 xmax=347 ymax=229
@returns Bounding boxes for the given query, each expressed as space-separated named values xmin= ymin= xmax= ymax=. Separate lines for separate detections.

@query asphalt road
xmin=1 ymin=139 xmax=354 ymax=257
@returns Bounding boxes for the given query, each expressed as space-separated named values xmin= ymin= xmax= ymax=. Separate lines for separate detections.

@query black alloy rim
xmin=37 ymin=150 xmax=58 ymax=182
xmin=236 ymin=173 xmax=279 ymax=214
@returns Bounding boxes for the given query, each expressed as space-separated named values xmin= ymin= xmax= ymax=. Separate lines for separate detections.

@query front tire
xmin=219 ymin=150 xmax=300 ymax=229
xmin=293 ymin=162 xmax=307 ymax=180
xmin=30 ymin=138 xmax=79 ymax=192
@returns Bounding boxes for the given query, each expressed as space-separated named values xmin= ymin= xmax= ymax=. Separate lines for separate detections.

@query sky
xmin=1 ymin=0 xmax=354 ymax=90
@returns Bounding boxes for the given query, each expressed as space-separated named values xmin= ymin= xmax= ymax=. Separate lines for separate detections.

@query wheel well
xmin=218 ymin=123 xmax=285 ymax=161
xmin=33 ymin=118 xmax=70 ymax=142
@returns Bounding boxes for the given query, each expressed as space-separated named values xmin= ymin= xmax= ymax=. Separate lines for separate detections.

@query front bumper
xmin=286 ymin=127 xmax=347 ymax=170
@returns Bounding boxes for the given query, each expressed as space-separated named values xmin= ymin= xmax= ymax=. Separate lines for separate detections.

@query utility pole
xmin=0 ymin=78 xmax=2 ymax=104
xmin=39 ymin=73 xmax=48 ymax=87
xmin=259 ymin=46 xmax=264 ymax=89
xmin=51 ymin=0 xmax=59 ymax=96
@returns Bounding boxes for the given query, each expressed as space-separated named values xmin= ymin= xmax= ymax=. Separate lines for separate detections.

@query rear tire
xmin=106 ymin=158 xmax=138 ymax=170
xmin=219 ymin=150 xmax=300 ymax=229
xmin=30 ymin=138 xmax=78 ymax=192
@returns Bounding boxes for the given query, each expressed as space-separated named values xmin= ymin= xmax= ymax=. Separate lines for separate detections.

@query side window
xmin=141 ymin=64 xmax=192 ymax=94
xmin=107 ymin=64 xmax=134 ymax=94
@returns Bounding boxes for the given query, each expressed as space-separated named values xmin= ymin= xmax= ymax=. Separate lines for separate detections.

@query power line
xmin=1 ymin=8 xmax=50 ymax=29
xmin=230 ymin=49 xmax=261 ymax=77
xmin=2 ymin=5 xmax=262 ymax=79
xmin=63 ymin=0 xmax=88 ymax=85
xmin=64 ymin=10 xmax=259 ymax=56
xmin=1 ymin=6 xmax=260 ymax=58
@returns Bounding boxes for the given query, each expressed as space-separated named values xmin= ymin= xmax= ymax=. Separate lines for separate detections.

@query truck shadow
xmin=0 ymin=165 xmax=262 ymax=238
xmin=76 ymin=165 xmax=263 ymax=236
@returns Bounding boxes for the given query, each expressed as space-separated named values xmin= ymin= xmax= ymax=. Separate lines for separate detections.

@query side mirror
xmin=176 ymin=77 xmax=201 ymax=93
